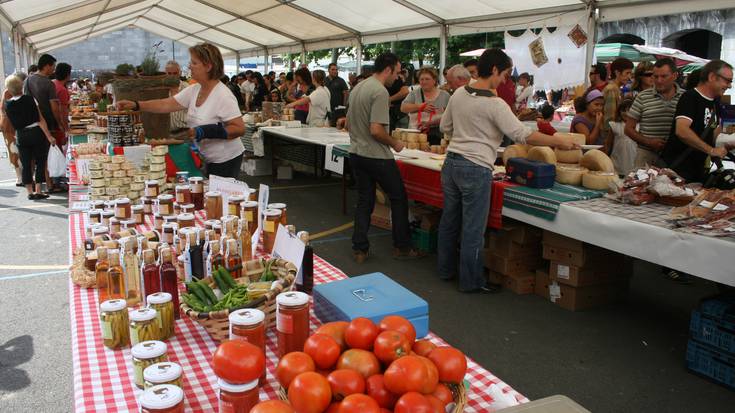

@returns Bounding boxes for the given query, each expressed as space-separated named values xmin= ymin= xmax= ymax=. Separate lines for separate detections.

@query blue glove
xmin=193 ymin=123 xmax=228 ymax=142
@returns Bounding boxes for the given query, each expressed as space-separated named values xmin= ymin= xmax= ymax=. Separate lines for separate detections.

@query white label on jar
xmin=699 ymin=200 xmax=715 ymax=208
xmin=219 ymin=399 xmax=235 ymax=413
xmin=277 ymin=312 xmax=293 ymax=334
xmin=713 ymin=203 xmax=730 ymax=212
xmin=556 ymin=265 xmax=570 ymax=279
xmin=101 ymin=320 xmax=112 ymax=339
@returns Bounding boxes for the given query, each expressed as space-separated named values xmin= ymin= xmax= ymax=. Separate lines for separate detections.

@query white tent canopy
xmin=0 ymin=0 xmax=730 ymax=62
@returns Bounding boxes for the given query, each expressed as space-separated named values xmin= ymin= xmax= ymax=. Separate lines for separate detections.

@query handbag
xmin=417 ymin=89 xmax=442 ymax=145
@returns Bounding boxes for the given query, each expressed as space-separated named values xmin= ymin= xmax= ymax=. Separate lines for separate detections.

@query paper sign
xmin=258 ymin=184 xmax=269 ymax=230
xmin=324 ymin=144 xmax=344 ymax=175
xmin=549 ymin=282 xmax=561 ymax=303
xmin=209 ymin=174 xmax=250 ymax=216
xmin=272 ymin=224 xmax=305 ymax=281
xmin=557 ymin=264 xmax=570 ymax=279
xmin=122 ymin=144 xmax=151 ymax=168
xmin=76 ymin=159 xmax=90 ymax=182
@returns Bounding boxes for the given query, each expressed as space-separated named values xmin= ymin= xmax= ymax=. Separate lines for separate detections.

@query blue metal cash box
xmin=506 ymin=157 xmax=556 ymax=189
xmin=313 ymin=272 xmax=429 ymax=338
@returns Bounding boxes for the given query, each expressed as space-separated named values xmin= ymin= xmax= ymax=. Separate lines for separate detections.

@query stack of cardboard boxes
xmin=410 ymin=205 xmax=441 ymax=253
xmin=484 ymin=221 xmax=544 ymax=294
xmin=538 ymin=230 xmax=631 ymax=311
xmin=371 ymin=186 xmax=392 ymax=230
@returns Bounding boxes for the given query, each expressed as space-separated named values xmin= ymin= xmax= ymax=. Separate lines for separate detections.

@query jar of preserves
xmin=239 ymin=201 xmax=258 ymax=236
xmin=229 ymin=309 xmax=265 ymax=344
xmin=129 ymin=307 xmax=160 ymax=345
xmin=163 ymin=215 xmax=178 ymax=225
xmin=157 ymin=194 xmax=175 ymax=216
xmin=188 ymin=176 xmax=204 ymax=210
xmin=139 ymin=384 xmax=183 ymax=413
xmin=92 ymin=200 xmax=106 ymax=210
xmin=145 ymin=180 xmax=160 ymax=198
xmin=205 ymin=191 xmax=223 ymax=220
xmin=180 ymin=203 xmax=195 ymax=214
xmin=109 ymin=217 xmax=121 ymax=235
xmin=88 ymin=209 xmax=102 ymax=224
xmin=115 ymin=197 xmax=131 ymax=220
xmin=204 ymin=219 xmax=220 ymax=231
xmin=267 ymin=203 xmax=287 ymax=226
xmin=144 ymin=362 xmax=183 ymax=390
xmin=218 ymin=378 xmax=260 ymax=413
xmin=276 ymin=291 xmax=310 ymax=358
xmin=101 ymin=210 xmax=114 ymax=227
xmin=212 ymin=222 xmax=223 ymax=239
xmin=153 ymin=213 xmax=164 ymax=231
xmin=247 ymin=188 xmax=257 ymax=202
xmin=173 ymin=202 xmax=181 ymax=216
xmin=99 ymin=299 xmax=130 ymax=349
xmin=132 ymin=340 xmax=169 ymax=389
xmin=161 ymin=223 xmax=177 ymax=246
xmin=227 ymin=195 xmax=245 ymax=217
xmin=175 ymin=185 xmax=192 ymax=204
xmin=177 ymin=213 xmax=195 ymax=229
xmin=132 ymin=205 xmax=145 ymax=224
xmin=148 ymin=292 xmax=175 ymax=340
xmin=262 ymin=209 xmax=282 ymax=253
xmin=143 ymin=197 xmax=155 ymax=215
xmin=121 ymin=218 xmax=137 ymax=230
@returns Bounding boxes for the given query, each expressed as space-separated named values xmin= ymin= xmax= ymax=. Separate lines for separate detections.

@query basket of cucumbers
xmin=180 ymin=257 xmax=297 ymax=342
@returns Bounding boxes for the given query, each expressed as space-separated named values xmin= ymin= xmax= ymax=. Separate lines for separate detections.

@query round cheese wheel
xmin=554 ymin=148 xmax=583 ymax=164
xmin=417 ymin=134 xmax=428 ymax=143
xmin=407 ymin=142 xmax=419 ymax=150
xmin=555 ymin=164 xmax=588 ymax=186
xmin=554 ymin=132 xmax=586 ymax=147
xmin=580 ymin=149 xmax=615 ymax=172
xmin=502 ymin=144 xmax=529 ymax=165
xmin=527 ymin=146 xmax=557 ymax=165
xmin=582 ymin=171 xmax=618 ymax=191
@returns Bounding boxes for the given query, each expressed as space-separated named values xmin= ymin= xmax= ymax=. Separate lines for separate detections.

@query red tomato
xmin=338 ymin=393 xmax=381 ymax=413
xmin=373 ymin=330 xmax=411 ymax=365
xmin=431 ymin=383 xmax=453 ymax=407
xmin=211 ymin=340 xmax=265 ymax=384
xmin=336 ymin=349 xmax=381 ymax=379
xmin=416 ymin=356 xmax=439 ymax=394
xmin=380 ymin=409 xmax=392 ymax=413
xmin=427 ymin=347 xmax=467 ymax=384
xmin=394 ymin=392 xmax=433 ymax=413
xmin=344 ymin=318 xmax=380 ymax=350
xmin=315 ymin=321 xmax=350 ymax=351
xmin=327 ymin=369 xmax=366 ymax=400
xmin=383 ymin=355 xmax=435 ymax=395
xmin=250 ymin=400 xmax=294 ymax=413
xmin=425 ymin=395 xmax=445 ymax=413
xmin=412 ymin=340 xmax=436 ymax=357
xmin=366 ymin=374 xmax=399 ymax=409
xmin=325 ymin=402 xmax=342 ymax=413
xmin=288 ymin=372 xmax=332 ymax=413
xmin=303 ymin=334 xmax=342 ymax=370
xmin=275 ymin=351 xmax=315 ymax=388
xmin=379 ymin=316 xmax=416 ymax=345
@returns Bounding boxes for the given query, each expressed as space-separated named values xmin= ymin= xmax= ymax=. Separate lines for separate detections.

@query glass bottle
xmin=239 ymin=219 xmax=252 ymax=263
xmin=107 ymin=249 xmax=126 ymax=302
xmin=297 ymin=231 xmax=314 ymax=294
xmin=142 ymin=249 xmax=161 ymax=302
xmin=208 ymin=240 xmax=225 ymax=275
xmin=96 ymin=247 xmax=110 ymax=303
xmin=187 ymin=230 xmax=204 ymax=280
xmin=123 ymin=238 xmax=142 ymax=307
xmin=159 ymin=248 xmax=180 ymax=319
xmin=225 ymin=239 xmax=242 ymax=279
xmin=202 ymin=230 xmax=215 ymax=278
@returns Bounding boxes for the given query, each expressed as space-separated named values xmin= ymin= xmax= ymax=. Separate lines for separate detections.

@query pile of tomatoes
xmin=250 ymin=315 xmax=468 ymax=413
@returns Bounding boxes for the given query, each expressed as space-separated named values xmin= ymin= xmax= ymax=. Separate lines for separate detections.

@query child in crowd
xmin=536 ymin=104 xmax=557 ymax=135
xmin=608 ymin=98 xmax=637 ymax=175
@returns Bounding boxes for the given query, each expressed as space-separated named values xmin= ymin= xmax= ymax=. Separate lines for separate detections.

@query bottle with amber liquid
xmin=96 ymin=247 xmax=110 ymax=303
xmin=141 ymin=249 xmax=160 ymax=304
xmin=122 ymin=238 xmax=142 ymax=307
xmin=208 ymin=240 xmax=225 ymax=275
xmin=225 ymin=239 xmax=242 ymax=279
xmin=239 ymin=219 xmax=252 ymax=263
xmin=159 ymin=248 xmax=180 ymax=319
xmin=107 ymin=249 xmax=126 ymax=301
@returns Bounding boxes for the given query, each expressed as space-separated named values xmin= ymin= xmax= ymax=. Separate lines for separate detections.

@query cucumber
xmin=198 ymin=281 xmax=219 ymax=306
xmin=188 ymin=283 xmax=211 ymax=306
xmin=218 ymin=266 xmax=238 ymax=289
xmin=213 ymin=271 xmax=230 ymax=294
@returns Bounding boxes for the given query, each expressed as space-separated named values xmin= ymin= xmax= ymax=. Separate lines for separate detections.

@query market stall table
xmin=67 ymin=193 xmax=528 ymax=412
xmin=260 ymin=126 xmax=350 ymax=179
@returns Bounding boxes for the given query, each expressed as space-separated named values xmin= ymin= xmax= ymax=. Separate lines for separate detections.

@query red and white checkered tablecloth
xmin=68 ymin=191 xmax=528 ymax=412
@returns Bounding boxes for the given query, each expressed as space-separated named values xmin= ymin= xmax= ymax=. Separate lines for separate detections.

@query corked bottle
xmin=159 ymin=248 xmax=180 ymax=319
xmin=297 ymin=231 xmax=314 ymax=294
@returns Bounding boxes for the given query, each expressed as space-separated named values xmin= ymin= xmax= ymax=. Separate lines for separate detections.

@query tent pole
xmin=236 ymin=52 xmax=241 ymax=74
xmin=439 ymin=25 xmax=448 ymax=83
xmin=355 ymin=38 xmax=363 ymax=76
xmin=300 ymin=43 xmax=306 ymax=68
xmin=584 ymin=4 xmax=598 ymax=88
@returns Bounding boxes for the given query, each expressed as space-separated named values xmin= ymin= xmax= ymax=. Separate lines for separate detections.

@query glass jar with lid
xmin=157 ymin=194 xmax=175 ymax=216
xmin=188 ymin=176 xmax=204 ymax=210
xmin=92 ymin=226 xmax=110 ymax=248
xmin=262 ymin=209 xmax=282 ymax=253
xmin=218 ymin=378 xmax=260 ymax=413
xmin=92 ymin=200 xmax=106 ymax=210
xmin=108 ymin=217 xmax=121 ymax=235
xmin=139 ymin=384 xmax=183 ymax=412
xmin=204 ymin=219 xmax=220 ymax=231
xmin=175 ymin=185 xmax=192 ymax=205
xmin=276 ymin=291 xmax=310 ymax=358
xmin=205 ymin=191 xmax=223 ymax=220
xmin=115 ymin=197 xmax=131 ymax=220
xmin=121 ymin=218 xmax=137 ymax=231
xmin=132 ymin=340 xmax=169 ymax=389
xmin=132 ymin=205 xmax=145 ymax=224
xmin=144 ymin=362 xmax=183 ymax=390
xmin=143 ymin=197 xmax=155 ymax=215
xmin=161 ymin=223 xmax=178 ymax=246
xmin=247 ymin=188 xmax=257 ymax=202
xmin=239 ymin=201 xmax=258 ymax=236
xmin=101 ymin=210 xmax=114 ymax=227
xmin=153 ymin=213 xmax=164 ymax=231
xmin=99 ymin=299 xmax=130 ymax=349
xmin=173 ymin=202 xmax=182 ymax=216
xmin=227 ymin=195 xmax=245 ymax=217
xmin=229 ymin=309 xmax=266 ymax=383
xmin=88 ymin=209 xmax=102 ymax=224
xmin=180 ymin=204 xmax=195 ymax=214
xmin=177 ymin=213 xmax=195 ymax=229
xmin=129 ymin=307 xmax=160 ymax=345
xmin=145 ymin=180 xmax=160 ymax=198
xmin=147 ymin=292 xmax=175 ymax=340
xmin=267 ymin=203 xmax=287 ymax=226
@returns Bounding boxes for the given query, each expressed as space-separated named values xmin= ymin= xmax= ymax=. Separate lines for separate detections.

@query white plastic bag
xmin=47 ymin=144 xmax=66 ymax=177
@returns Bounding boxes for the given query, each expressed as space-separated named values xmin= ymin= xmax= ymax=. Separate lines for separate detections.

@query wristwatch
xmin=133 ymin=101 xmax=140 ymax=111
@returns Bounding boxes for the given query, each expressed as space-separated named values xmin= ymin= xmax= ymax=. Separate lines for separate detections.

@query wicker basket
xmin=276 ymin=381 xmax=467 ymax=412
xmin=181 ymin=258 xmax=297 ymax=342
xmin=70 ymin=247 xmax=96 ymax=288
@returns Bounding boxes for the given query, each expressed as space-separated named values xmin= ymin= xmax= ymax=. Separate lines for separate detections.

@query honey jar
xmin=115 ymin=197 xmax=131 ymax=220
xmin=157 ymin=194 xmax=175 ymax=216
xmin=177 ymin=213 xmax=195 ymax=229
xmin=267 ymin=203 xmax=287 ymax=226
xmin=227 ymin=195 xmax=245 ymax=217
xmin=145 ymin=180 xmax=160 ymax=198
xmin=175 ymin=185 xmax=192 ymax=204
xmin=263 ymin=208 xmax=282 ymax=252
xmin=205 ymin=191 xmax=223 ymax=220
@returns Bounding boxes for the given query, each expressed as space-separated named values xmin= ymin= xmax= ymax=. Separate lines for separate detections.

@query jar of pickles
xmin=144 ymin=362 xmax=183 ymax=389
xmin=276 ymin=291 xmax=310 ymax=358
xmin=227 ymin=195 xmax=245 ymax=217
xmin=115 ymin=197 xmax=131 ymax=220
xmin=177 ymin=213 xmax=195 ymax=229
xmin=205 ymin=191 xmax=223 ymax=220
xmin=263 ymin=208 xmax=282 ymax=252
xmin=129 ymin=307 xmax=160 ymax=345
xmin=145 ymin=180 xmax=160 ymax=198
xmin=99 ymin=299 xmax=130 ymax=349
xmin=175 ymin=185 xmax=192 ymax=204
xmin=267 ymin=203 xmax=287 ymax=226
xmin=147 ymin=292 xmax=175 ymax=340
xmin=139 ymin=384 xmax=184 ymax=412
xmin=132 ymin=340 xmax=169 ymax=389
xmin=157 ymin=194 xmax=175 ymax=216
xmin=218 ymin=378 xmax=260 ymax=413
xmin=132 ymin=205 xmax=145 ymax=224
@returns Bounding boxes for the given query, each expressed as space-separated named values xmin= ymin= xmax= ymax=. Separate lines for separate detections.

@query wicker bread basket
xmin=181 ymin=258 xmax=297 ymax=342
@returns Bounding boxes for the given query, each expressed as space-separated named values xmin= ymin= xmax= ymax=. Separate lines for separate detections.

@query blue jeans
xmin=438 ymin=153 xmax=492 ymax=291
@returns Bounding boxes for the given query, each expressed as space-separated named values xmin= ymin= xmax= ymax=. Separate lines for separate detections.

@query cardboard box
xmin=542 ymin=243 xmax=619 ymax=268
xmin=549 ymin=261 xmax=623 ymax=287
xmin=503 ymin=271 xmax=536 ymax=295
xmin=371 ymin=203 xmax=391 ymax=230
xmin=488 ymin=271 xmax=504 ymax=285
xmin=549 ymin=281 xmax=628 ymax=311
xmin=489 ymin=234 xmax=541 ymax=259
xmin=542 ymin=230 xmax=584 ymax=251
xmin=487 ymin=253 xmax=540 ymax=277
xmin=535 ymin=269 xmax=550 ymax=298
xmin=496 ymin=221 xmax=542 ymax=245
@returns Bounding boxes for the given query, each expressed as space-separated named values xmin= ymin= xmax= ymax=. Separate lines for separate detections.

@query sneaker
xmin=392 ymin=248 xmax=427 ymax=260
xmin=460 ymin=282 xmax=502 ymax=294
xmin=664 ymin=269 xmax=692 ymax=285
xmin=353 ymin=250 xmax=369 ymax=264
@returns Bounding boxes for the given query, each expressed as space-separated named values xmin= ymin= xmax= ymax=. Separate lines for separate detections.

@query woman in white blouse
xmin=515 ymin=72 xmax=534 ymax=111
xmin=116 ymin=43 xmax=246 ymax=178
xmin=285 ymin=69 xmax=331 ymax=127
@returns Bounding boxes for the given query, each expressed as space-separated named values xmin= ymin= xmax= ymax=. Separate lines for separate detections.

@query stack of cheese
xmin=88 ymin=155 xmax=148 ymax=201
xmin=391 ymin=129 xmax=430 ymax=151
xmin=145 ymin=145 xmax=168 ymax=186
xmin=501 ymin=133 xmax=618 ymax=190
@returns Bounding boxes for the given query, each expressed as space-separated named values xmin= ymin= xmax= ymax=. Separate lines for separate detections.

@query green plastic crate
xmin=70 ymin=134 xmax=88 ymax=145
xmin=411 ymin=227 xmax=437 ymax=253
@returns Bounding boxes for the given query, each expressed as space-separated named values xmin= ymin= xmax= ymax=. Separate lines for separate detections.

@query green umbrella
xmin=594 ymin=43 xmax=654 ymax=63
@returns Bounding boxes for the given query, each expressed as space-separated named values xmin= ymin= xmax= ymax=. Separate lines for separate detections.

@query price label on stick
xmin=272 ymin=224 xmax=305 ymax=281
xmin=209 ymin=174 xmax=250 ymax=216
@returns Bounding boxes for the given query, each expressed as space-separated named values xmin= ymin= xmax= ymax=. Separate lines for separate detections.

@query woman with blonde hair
xmin=630 ymin=61 xmax=654 ymax=97
xmin=0 ymin=71 xmax=24 ymax=186
xmin=116 ymin=43 xmax=245 ymax=178
xmin=400 ymin=67 xmax=450 ymax=145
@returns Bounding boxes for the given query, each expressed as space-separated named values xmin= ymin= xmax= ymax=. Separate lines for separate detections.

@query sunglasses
xmin=717 ymin=73 xmax=733 ymax=84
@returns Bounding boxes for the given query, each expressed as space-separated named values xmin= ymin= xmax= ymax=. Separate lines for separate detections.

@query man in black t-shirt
xmin=325 ymin=63 xmax=348 ymax=125
xmin=386 ymin=69 xmax=409 ymax=131
xmin=662 ymin=60 xmax=733 ymax=182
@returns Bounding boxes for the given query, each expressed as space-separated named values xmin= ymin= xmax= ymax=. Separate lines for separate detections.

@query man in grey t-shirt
xmin=346 ymin=52 xmax=423 ymax=263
